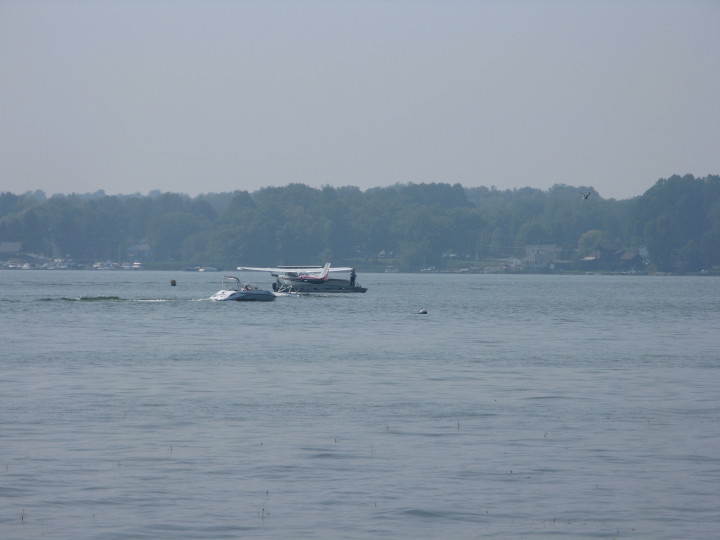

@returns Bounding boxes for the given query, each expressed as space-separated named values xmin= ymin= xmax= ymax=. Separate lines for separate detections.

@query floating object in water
xmin=170 ymin=280 xmax=177 ymax=286
xmin=236 ymin=263 xmax=367 ymax=293
xmin=210 ymin=276 xmax=275 ymax=301
xmin=418 ymin=308 xmax=427 ymax=314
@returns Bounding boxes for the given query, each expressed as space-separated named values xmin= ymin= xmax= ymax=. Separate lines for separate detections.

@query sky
xmin=1 ymin=0 xmax=718 ymax=200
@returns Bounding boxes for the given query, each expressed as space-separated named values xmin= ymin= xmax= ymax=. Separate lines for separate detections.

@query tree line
xmin=1 ymin=174 xmax=719 ymax=273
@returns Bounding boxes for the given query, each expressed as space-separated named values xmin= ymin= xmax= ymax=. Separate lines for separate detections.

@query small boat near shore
xmin=210 ymin=276 xmax=276 ymax=302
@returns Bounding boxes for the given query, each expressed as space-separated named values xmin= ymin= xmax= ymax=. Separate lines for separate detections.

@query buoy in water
xmin=418 ymin=308 xmax=427 ymax=314
xmin=170 ymin=280 xmax=176 ymax=286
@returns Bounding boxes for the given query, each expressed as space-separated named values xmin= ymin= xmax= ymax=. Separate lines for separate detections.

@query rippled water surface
xmin=2 ymin=270 xmax=719 ymax=539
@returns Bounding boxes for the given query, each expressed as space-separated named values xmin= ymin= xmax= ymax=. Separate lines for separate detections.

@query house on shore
xmin=581 ymin=244 xmax=647 ymax=273
xmin=522 ymin=245 xmax=572 ymax=272
xmin=0 ymin=242 xmax=22 ymax=256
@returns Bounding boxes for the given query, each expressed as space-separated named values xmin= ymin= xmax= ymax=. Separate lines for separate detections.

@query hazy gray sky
xmin=2 ymin=0 xmax=718 ymax=200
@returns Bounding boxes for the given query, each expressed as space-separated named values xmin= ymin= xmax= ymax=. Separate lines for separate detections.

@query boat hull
xmin=210 ymin=289 xmax=276 ymax=301
xmin=277 ymin=278 xmax=367 ymax=293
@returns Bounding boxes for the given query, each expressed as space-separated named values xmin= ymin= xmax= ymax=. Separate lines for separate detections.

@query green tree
xmin=147 ymin=212 xmax=212 ymax=262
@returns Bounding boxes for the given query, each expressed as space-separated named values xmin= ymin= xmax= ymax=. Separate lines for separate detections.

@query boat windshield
xmin=222 ymin=276 xmax=241 ymax=290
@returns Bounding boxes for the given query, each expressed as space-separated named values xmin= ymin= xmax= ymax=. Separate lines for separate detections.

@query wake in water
xmin=39 ymin=296 xmax=125 ymax=302
xmin=39 ymin=296 xmax=205 ymax=302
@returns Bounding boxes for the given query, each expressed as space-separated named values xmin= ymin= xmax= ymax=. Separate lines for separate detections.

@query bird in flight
xmin=583 ymin=192 xmax=591 ymax=199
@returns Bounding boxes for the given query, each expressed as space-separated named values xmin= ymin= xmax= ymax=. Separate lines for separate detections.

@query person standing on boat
xmin=350 ymin=268 xmax=356 ymax=287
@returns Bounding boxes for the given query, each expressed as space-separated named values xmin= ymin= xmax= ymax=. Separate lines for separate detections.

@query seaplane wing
xmin=236 ymin=266 xmax=291 ymax=274
xmin=325 ymin=266 xmax=353 ymax=273
xmin=237 ymin=263 xmax=352 ymax=275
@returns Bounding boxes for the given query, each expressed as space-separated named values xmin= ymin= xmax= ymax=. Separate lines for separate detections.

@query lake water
xmin=1 ymin=270 xmax=719 ymax=539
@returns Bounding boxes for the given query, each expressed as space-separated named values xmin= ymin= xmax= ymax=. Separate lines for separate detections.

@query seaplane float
xmin=210 ymin=276 xmax=276 ymax=301
xmin=236 ymin=263 xmax=367 ymax=294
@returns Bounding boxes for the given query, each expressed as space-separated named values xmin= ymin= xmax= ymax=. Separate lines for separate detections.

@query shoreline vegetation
xmin=2 ymin=174 xmax=720 ymax=275
xmin=1 ymin=261 xmax=717 ymax=277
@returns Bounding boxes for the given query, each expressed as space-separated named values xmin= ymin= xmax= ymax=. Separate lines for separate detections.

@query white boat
xmin=210 ymin=276 xmax=276 ymax=302
xmin=237 ymin=263 xmax=367 ymax=294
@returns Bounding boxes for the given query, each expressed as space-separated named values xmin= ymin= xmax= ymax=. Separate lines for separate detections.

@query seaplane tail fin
xmin=320 ymin=262 xmax=331 ymax=280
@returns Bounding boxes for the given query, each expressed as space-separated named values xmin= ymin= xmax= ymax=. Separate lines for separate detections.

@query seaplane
xmin=236 ymin=263 xmax=367 ymax=293
xmin=284 ymin=262 xmax=332 ymax=284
